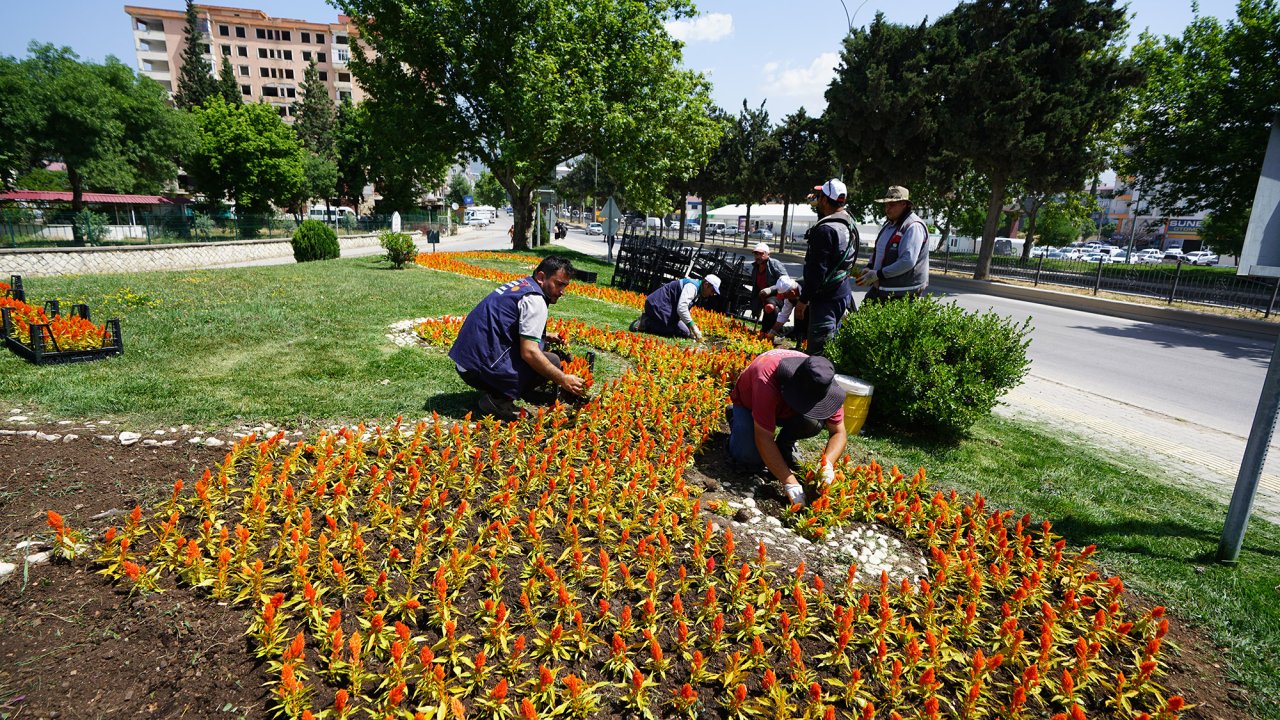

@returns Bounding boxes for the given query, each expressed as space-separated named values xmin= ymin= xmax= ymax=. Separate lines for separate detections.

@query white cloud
xmin=666 ymin=13 xmax=734 ymax=43
xmin=759 ymin=52 xmax=841 ymax=99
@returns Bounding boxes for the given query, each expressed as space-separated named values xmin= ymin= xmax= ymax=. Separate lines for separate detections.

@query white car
xmin=1133 ymin=248 xmax=1164 ymax=264
xmin=1183 ymin=251 xmax=1220 ymax=266
xmin=1164 ymin=249 xmax=1186 ymax=262
xmin=586 ymin=222 xmax=604 ymax=236
xmin=1082 ymin=252 xmax=1114 ymax=264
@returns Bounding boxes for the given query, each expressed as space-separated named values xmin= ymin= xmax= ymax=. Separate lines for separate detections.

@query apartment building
xmin=124 ymin=4 xmax=365 ymax=119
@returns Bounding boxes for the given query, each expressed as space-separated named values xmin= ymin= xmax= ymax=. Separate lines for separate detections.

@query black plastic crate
xmin=574 ymin=269 xmax=598 ymax=284
xmin=1 ymin=306 xmax=123 ymax=365
xmin=3 ymin=275 xmax=23 ymax=303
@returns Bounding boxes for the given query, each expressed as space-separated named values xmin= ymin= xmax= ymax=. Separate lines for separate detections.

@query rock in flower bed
xmin=39 ymin=253 xmax=1189 ymax=720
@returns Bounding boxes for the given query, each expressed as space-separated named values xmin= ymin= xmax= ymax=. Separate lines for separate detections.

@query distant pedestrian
xmin=750 ymin=241 xmax=787 ymax=331
xmin=857 ymin=186 xmax=930 ymax=302
xmin=629 ymin=275 xmax=721 ymax=341
xmin=796 ymin=178 xmax=859 ymax=358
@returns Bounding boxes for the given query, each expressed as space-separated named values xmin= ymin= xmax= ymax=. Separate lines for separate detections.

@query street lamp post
xmin=837 ymin=0 xmax=871 ymax=31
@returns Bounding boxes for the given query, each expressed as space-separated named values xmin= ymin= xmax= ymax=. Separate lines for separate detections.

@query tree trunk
xmin=743 ymin=203 xmax=752 ymax=247
xmin=511 ymin=189 xmax=533 ymax=251
xmin=68 ymin=165 xmax=85 ymax=246
xmin=1020 ymin=207 xmax=1040 ymax=262
xmin=975 ymin=172 xmax=1006 ymax=280
xmin=779 ymin=200 xmax=790 ymax=253
xmin=678 ymin=192 xmax=688 ymax=242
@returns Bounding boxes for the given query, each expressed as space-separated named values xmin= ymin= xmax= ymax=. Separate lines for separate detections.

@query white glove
xmin=785 ymin=482 xmax=807 ymax=508
xmin=818 ymin=461 xmax=835 ymax=486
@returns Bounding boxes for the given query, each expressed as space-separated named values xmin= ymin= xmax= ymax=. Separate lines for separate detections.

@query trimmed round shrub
xmin=291 ymin=219 xmax=340 ymax=262
xmin=379 ymin=230 xmax=418 ymax=269
xmin=828 ymin=296 xmax=1031 ymax=438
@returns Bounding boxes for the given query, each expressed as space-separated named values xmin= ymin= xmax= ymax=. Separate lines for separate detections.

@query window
xmin=317 ymin=52 xmax=326 ymax=63
xmin=281 ymin=31 xmax=291 ymax=41
xmin=315 ymin=33 xmax=325 ymax=44
xmin=283 ymin=50 xmax=293 ymax=61
xmin=203 ymin=44 xmax=212 ymax=55
xmin=241 ymin=84 xmax=251 ymax=96
xmin=318 ymin=71 xmax=327 ymax=81
xmin=338 ymin=90 xmax=352 ymax=102
xmin=337 ymin=72 xmax=350 ymax=83
xmin=258 ymin=48 xmax=267 ymax=58
xmin=302 ymin=51 xmax=312 ymax=62
xmin=262 ymin=86 xmax=279 ymax=97
xmin=239 ymin=65 xmax=249 ymax=76
xmin=256 ymin=28 xmax=266 ymax=39
xmin=284 ymin=69 xmax=294 ymax=79
xmin=221 ymin=45 xmax=231 ymax=56
xmin=301 ymin=31 xmax=310 ymax=43
xmin=237 ymin=45 xmax=247 ymax=57
xmin=218 ymin=24 xmax=229 ymax=36
xmin=335 ymin=34 xmax=348 ymax=45
xmin=277 ymin=105 xmax=287 ymax=117
xmin=260 ymin=67 xmax=270 ymax=78
xmin=336 ymin=48 xmax=350 ymax=63
xmin=235 ymin=26 xmax=245 ymax=38
xmin=197 ymin=19 xmax=209 ymax=32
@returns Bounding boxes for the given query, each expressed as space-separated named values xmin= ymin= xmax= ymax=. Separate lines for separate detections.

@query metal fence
xmin=1 ymin=211 xmax=449 ymax=249
xmin=934 ymin=248 xmax=1280 ymax=317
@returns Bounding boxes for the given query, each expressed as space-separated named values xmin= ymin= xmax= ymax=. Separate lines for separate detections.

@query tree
xmin=935 ymin=0 xmax=1140 ymax=279
xmin=294 ymin=61 xmax=336 ymax=159
xmin=173 ymin=0 xmax=217 ymax=110
xmin=333 ymin=99 xmax=371 ymax=210
xmin=727 ymin=100 xmax=779 ymax=246
xmin=19 ymin=44 xmax=189 ymax=243
xmin=1035 ymin=192 xmax=1096 ymax=247
xmin=186 ymin=98 xmax=304 ymax=217
xmin=685 ymin=108 xmax=735 ymax=242
xmin=557 ymin=155 xmax=623 ymax=213
xmin=445 ymin=171 xmax=473 ymax=210
xmin=474 ymin=170 xmax=506 ymax=207
xmin=1119 ymin=0 xmax=1280 ymax=258
xmin=336 ymin=0 xmax=720 ymax=250
xmin=773 ymin=108 xmax=837 ymax=244
xmin=287 ymin=151 xmax=339 ymax=221
xmin=0 ymin=56 xmax=38 ymax=187
xmin=217 ymin=56 xmax=241 ymax=105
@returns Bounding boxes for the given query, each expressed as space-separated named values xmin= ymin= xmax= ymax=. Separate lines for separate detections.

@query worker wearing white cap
xmin=761 ymin=275 xmax=804 ymax=346
xmin=629 ymin=274 xmax=721 ymax=341
xmin=796 ymin=178 xmax=859 ymax=357
xmin=750 ymin=241 xmax=786 ymax=332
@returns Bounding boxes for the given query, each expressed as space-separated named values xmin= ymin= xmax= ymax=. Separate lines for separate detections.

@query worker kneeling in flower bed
xmin=449 ymin=255 xmax=588 ymax=421
xmin=728 ymin=351 xmax=847 ymax=507
xmin=628 ymin=274 xmax=720 ymax=341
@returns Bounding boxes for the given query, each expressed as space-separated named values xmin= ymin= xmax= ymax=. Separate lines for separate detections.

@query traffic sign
xmin=602 ymin=197 xmax=622 ymax=237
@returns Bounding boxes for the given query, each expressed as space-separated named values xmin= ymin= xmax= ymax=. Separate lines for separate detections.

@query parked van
xmin=706 ymin=221 xmax=728 ymax=235
xmin=308 ymin=205 xmax=356 ymax=223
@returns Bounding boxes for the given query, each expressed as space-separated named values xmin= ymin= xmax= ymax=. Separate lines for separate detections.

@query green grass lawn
xmin=3 ymin=248 xmax=1277 ymax=717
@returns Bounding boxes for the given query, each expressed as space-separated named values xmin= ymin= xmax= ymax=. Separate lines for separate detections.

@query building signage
xmin=1167 ymin=218 xmax=1202 ymax=233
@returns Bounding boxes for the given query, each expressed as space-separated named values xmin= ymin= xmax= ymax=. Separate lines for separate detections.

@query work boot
xmin=477 ymin=394 xmax=520 ymax=422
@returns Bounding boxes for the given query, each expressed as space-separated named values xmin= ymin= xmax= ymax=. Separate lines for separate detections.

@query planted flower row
xmin=47 ymin=252 xmax=1187 ymax=719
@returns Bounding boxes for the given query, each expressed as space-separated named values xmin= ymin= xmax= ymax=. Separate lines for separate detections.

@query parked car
xmin=1060 ymin=247 xmax=1086 ymax=260
xmin=666 ymin=220 xmax=681 ymax=230
xmin=586 ymin=222 xmax=604 ymax=236
xmin=1082 ymin=252 xmax=1114 ymax=264
xmin=1163 ymin=249 xmax=1186 ymax=262
xmin=1184 ymin=251 xmax=1220 ymax=266
xmin=747 ymin=228 xmax=773 ymax=241
xmin=1133 ymin=248 xmax=1164 ymax=264
xmin=706 ymin=221 xmax=728 ymax=235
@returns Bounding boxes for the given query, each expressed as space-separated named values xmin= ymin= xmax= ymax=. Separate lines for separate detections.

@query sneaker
xmin=477 ymin=394 xmax=520 ymax=422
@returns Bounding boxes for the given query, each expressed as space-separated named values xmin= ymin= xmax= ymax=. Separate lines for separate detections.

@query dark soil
xmin=0 ymin=426 xmax=1257 ymax=720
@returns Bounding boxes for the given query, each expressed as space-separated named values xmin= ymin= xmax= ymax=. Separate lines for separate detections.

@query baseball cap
xmin=875 ymin=186 xmax=910 ymax=202
xmin=703 ymin=274 xmax=721 ymax=294
xmin=752 ymin=242 xmax=770 ymax=254
xmin=813 ymin=178 xmax=848 ymax=203
xmin=775 ymin=275 xmax=799 ymax=294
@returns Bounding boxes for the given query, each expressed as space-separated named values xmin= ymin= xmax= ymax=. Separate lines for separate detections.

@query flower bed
xmin=46 ymin=252 xmax=1187 ymax=719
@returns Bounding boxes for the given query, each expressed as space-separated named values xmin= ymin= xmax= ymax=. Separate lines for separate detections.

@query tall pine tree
xmin=173 ymin=0 xmax=217 ymax=110
xmin=294 ymin=61 xmax=336 ymax=159
xmin=217 ymin=55 xmax=240 ymax=105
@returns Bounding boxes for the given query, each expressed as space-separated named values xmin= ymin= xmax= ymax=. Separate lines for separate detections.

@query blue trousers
xmin=807 ymin=285 xmax=853 ymax=357
xmin=728 ymin=405 xmax=822 ymax=467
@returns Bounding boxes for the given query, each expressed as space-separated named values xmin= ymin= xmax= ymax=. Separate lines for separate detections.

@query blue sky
xmin=5 ymin=0 xmax=1241 ymax=120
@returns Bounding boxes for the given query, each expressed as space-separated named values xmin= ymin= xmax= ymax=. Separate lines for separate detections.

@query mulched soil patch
xmin=0 ymin=426 xmax=1256 ymax=719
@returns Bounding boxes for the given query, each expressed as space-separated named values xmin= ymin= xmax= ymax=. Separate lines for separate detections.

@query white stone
xmin=204 ymin=437 xmax=225 ymax=448
xmin=24 ymin=551 xmax=51 ymax=566
xmin=180 ymin=424 xmax=191 ymax=431
xmin=233 ymin=432 xmax=247 ymax=438
xmin=14 ymin=540 xmax=46 ymax=552
xmin=61 ymin=433 xmax=79 ymax=442
xmin=36 ymin=432 xmax=61 ymax=442
xmin=189 ymin=437 xmax=204 ymax=444
xmin=17 ymin=430 xmax=36 ymax=437
xmin=0 ymin=429 xmax=13 ymax=436
xmin=57 ymin=420 xmax=73 ymax=425
xmin=142 ymin=439 xmax=158 ymax=447
xmin=118 ymin=431 xmax=141 ymax=446
xmin=98 ymin=420 xmax=111 ymax=424
xmin=160 ymin=440 xmax=176 ymax=447
xmin=8 ymin=415 xmax=29 ymax=422
xmin=153 ymin=429 xmax=166 ymax=435
xmin=98 ymin=434 xmax=115 ymax=441
xmin=0 ymin=561 xmax=14 ymax=578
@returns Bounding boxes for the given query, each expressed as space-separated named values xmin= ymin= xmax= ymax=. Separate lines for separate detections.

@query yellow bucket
xmin=834 ymin=375 xmax=874 ymax=435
